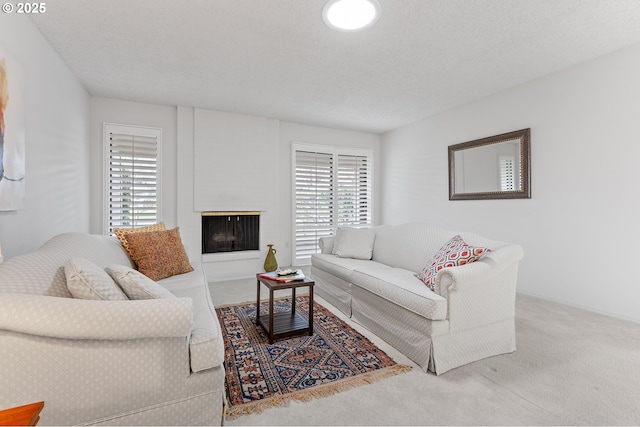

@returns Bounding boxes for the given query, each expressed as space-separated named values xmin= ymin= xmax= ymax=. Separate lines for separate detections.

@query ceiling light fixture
xmin=322 ymin=0 xmax=381 ymax=32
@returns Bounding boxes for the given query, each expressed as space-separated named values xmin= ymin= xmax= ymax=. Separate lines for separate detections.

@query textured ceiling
xmin=30 ymin=0 xmax=640 ymax=134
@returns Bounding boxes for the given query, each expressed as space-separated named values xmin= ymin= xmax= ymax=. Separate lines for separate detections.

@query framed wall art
xmin=0 ymin=45 xmax=26 ymax=211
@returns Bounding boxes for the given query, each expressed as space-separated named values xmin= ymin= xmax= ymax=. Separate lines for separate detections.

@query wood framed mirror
xmin=448 ymin=128 xmax=531 ymax=200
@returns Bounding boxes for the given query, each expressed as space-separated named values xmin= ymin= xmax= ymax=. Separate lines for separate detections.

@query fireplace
xmin=202 ymin=212 xmax=260 ymax=254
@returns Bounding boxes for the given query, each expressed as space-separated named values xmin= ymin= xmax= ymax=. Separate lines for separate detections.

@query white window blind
xmin=499 ymin=155 xmax=516 ymax=191
xmin=337 ymin=154 xmax=372 ymax=226
xmin=295 ymin=150 xmax=334 ymax=260
xmin=104 ymin=124 xmax=161 ymax=235
xmin=293 ymin=144 xmax=373 ymax=263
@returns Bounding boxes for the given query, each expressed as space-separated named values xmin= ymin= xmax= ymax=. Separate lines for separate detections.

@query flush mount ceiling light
xmin=322 ymin=0 xmax=381 ymax=32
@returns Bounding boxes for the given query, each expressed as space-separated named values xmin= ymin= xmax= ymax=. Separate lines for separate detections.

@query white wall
xmin=0 ymin=15 xmax=90 ymax=258
xmin=89 ymin=97 xmax=177 ymax=234
xmin=381 ymin=43 xmax=640 ymax=323
xmin=193 ymin=109 xmax=277 ymax=212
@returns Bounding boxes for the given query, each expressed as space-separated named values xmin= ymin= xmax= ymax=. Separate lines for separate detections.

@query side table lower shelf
xmin=258 ymin=311 xmax=311 ymax=342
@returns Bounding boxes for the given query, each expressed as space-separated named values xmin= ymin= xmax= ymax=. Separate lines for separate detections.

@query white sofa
xmin=311 ymin=223 xmax=524 ymax=375
xmin=0 ymin=232 xmax=225 ymax=426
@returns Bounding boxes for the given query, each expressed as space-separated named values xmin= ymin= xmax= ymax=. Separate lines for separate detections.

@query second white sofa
xmin=311 ymin=223 xmax=524 ymax=375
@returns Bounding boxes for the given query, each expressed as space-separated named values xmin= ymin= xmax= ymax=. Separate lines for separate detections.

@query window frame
xmin=103 ymin=123 xmax=162 ymax=236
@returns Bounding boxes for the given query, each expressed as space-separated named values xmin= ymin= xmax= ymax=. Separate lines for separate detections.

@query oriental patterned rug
xmin=216 ymin=297 xmax=411 ymax=418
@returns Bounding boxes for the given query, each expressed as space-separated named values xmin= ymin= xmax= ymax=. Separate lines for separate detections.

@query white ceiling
xmin=30 ymin=0 xmax=640 ymax=134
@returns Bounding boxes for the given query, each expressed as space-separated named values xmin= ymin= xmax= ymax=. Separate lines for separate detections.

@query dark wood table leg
xmin=256 ymin=278 xmax=261 ymax=324
xmin=308 ymin=283 xmax=314 ymax=336
xmin=268 ymin=287 xmax=274 ymax=344
xmin=291 ymin=287 xmax=296 ymax=316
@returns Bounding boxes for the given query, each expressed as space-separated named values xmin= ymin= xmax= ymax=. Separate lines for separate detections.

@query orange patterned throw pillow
xmin=124 ymin=227 xmax=194 ymax=281
xmin=113 ymin=222 xmax=166 ymax=261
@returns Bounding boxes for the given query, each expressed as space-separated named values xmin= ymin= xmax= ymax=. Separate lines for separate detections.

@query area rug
xmin=216 ymin=297 xmax=411 ymax=418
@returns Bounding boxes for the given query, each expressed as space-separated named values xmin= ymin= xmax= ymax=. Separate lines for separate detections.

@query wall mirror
xmin=448 ymin=128 xmax=530 ymax=200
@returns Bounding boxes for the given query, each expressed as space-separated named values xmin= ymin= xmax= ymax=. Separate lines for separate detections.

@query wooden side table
xmin=0 ymin=402 xmax=44 ymax=426
xmin=256 ymin=274 xmax=314 ymax=344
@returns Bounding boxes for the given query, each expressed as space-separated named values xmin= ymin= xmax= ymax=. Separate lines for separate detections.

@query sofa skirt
xmin=430 ymin=319 xmax=516 ymax=375
xmin=351 ymin=284 xmax=448 ymax=373
xmin=311 ymin=266 xmax=352 ymax=316
xmin=92 ymin=374 xmax=225 ymax=426
xmin=0 ymin=330 xmax=226 ymax=426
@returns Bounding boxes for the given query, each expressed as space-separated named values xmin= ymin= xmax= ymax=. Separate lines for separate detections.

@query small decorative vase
xmin=263 ymin=244 xmax=278 ymax=272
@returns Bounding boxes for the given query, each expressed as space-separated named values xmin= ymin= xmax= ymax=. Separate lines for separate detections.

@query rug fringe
xmin=225 ymin=363 xmax=412 ymax=419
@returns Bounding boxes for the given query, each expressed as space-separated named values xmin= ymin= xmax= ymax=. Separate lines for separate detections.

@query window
xmin=104 ymin=124 xmax=161 ymax=235
xmin=293 ymin=144 xmax=373 ymax=263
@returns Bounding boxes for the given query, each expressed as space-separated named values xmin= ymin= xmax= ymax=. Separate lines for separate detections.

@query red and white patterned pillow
xmin=419 ymin=235 xmax=490 ymax=291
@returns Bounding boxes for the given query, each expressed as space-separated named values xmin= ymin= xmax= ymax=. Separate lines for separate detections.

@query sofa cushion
xmin=159 ymin=262 xmax=225 ymax=372
xmin=332 ymin=227 xmax=376 ymax=260
xmin=124 ymin=227 xmax=194 ymax=281
xmin=0 ymin=251 xmax=73 ymax=298
xmin=418 ymin=235 xmax=490 ymax=291
xmin=351 ymin=268 xmax=447 ymax=321
xmin=0 ymin=233 xmax=133 ymax=298
xmin=372 ymin=223 xmax=504 ymax=273
xmin=105 ymin=264 xmax=176 ymax=300
xmin=311 ymin=253 xmax=391 ymax=282
xmin=65 ymin=257 xmax=128 ymax=300
xmin=371 ymin=224 xmax=457 ymax=273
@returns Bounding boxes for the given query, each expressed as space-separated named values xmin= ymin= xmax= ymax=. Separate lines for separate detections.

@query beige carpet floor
xmin=210 ymin=278 xmax=640 ymax=426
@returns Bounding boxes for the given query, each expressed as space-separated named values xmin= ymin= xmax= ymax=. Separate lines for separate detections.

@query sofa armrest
xmin=0 ymin=294 xmax=193 ymax=340
xmin=318 ymin=236 xmax=335 ymax=254
xmin=435 ymin=244 xmax=524 ymax=296
xmin=435 ymin=244 xmax=523 ymax=331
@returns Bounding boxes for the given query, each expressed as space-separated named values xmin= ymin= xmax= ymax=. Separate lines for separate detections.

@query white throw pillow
xmin=65 ymin=257 xmax=128 ymax=300
xmin=105 ymin=264 xmax=176 ymax=300
xmin=332 ymin=227 xmax=376 ymax=260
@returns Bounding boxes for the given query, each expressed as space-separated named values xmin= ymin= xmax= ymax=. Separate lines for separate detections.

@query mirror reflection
xmin=449 ymin=128 xmax=530 ymax=200
xmin=454 ymin=139 xmax=521 ymax=193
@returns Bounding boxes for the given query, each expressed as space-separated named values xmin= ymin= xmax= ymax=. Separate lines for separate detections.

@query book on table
xmin=259 ymin=269 xmax=305 ymax=283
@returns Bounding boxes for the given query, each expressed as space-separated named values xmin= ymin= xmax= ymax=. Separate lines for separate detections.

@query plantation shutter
xmin=104 ymin=124 xmax=161 ymax=235
xmin=293 ymin=144 xmax=373 ymax=263
xmin=294 ymin=150 xmax=334 ymax=259
xmin=337 ymin=154 xmax=372 ymax=226
xmin=499 ymin=156 xmax=516 ymax=191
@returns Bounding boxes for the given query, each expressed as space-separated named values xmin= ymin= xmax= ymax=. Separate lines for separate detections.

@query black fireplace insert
xmin=201 ymin=212 xmax=260 ymax=254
